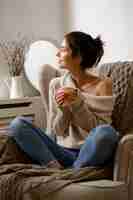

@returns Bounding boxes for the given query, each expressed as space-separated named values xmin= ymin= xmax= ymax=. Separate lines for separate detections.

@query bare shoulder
xmin=96 ymin=77 xmax=113 ymax=96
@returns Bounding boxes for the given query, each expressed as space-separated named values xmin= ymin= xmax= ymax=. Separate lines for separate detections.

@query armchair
xmin=37 ymin=61 xmax=133 ymax=200
xmin=0 ymin=61 xmax=132 ymax=200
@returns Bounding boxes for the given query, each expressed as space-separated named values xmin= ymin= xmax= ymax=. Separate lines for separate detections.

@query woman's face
xmin=56 ymin=39 xmax=80 ymax=71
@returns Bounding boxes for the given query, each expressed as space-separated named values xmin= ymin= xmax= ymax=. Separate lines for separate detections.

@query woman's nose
xmin=56 ymin=50 xmax=60 ymax=57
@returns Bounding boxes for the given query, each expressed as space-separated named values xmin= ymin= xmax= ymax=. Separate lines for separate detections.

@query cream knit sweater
xmin=47 ymin=72 xmax=115 ymax=149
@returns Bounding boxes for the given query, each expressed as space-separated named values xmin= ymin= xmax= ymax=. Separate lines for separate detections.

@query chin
xmin=59 ymin=64 xmax=66 ymax=69
xmin=59 ymin=65 xmax=69 ymax=73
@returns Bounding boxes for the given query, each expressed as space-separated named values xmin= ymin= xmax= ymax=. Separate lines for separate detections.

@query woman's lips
xmin=58 ymin=60 xmax=64 ymax=64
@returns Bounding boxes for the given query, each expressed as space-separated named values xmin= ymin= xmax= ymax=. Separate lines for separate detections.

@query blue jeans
xmin=9 ymin=117 xmax=119 ymax=169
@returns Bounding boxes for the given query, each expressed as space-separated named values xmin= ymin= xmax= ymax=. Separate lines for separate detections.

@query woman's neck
xmin=70 ymin=69 xmax=99 ymax=88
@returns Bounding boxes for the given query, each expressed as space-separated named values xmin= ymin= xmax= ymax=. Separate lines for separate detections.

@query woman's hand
xmin=55 ymin=87 xmax=78 ymax=107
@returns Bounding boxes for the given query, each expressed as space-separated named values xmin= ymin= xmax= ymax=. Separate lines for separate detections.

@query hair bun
xmin=94 ymin=36 xmax=104 ymax=65
xmin=94 ymin=35 xmax=104 ymax=48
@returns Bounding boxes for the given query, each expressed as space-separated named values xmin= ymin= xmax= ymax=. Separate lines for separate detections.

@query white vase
xmin=10 ymin=76 xmax=24 ymax=99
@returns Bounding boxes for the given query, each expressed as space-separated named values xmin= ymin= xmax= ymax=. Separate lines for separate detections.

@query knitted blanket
xmin=99 ymin=61 xmax=133 ymax=135
xmin=0 ymin=135 xmax=112 ymax=200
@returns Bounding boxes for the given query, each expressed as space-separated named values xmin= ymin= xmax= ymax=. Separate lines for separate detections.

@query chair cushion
xmin=26 ymin=179 xmax=127 ymax=200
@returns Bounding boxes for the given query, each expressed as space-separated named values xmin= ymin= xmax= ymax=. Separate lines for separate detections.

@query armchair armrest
xmin=113 ymin=133 xmax=133 ymax=183
xmin=128 ymin=151 xmax=133 ymax=200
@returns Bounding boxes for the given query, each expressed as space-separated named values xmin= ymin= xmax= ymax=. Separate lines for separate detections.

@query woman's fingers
xmin=55 ymin=91 xmax=64 ymax=105
xmin=55 ymin=87 xmax=78 ymax=106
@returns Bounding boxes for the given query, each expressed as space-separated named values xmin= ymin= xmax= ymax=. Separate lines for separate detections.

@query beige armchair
xmin=38 ymin=61 xmax=133 ymax=200
xmin=0 ymin=62 xmax=132 ymax=200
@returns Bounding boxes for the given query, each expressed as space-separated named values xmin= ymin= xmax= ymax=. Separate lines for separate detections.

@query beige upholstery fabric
xmin=38 ymin=64 xmax=61 ymax=127
xmin=114 ymin=133 xmax=133 ymax=182
xmin=24 ymin=180 xmax=127 ymax=200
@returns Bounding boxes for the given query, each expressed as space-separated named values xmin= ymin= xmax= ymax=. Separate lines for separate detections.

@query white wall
xmin=64 ymin=0 xmax=133 ymax=63
xmin=0 ymin=0 xmax=64 ymax=41
xmin=0 ymin=0 xmax=65 ymax=97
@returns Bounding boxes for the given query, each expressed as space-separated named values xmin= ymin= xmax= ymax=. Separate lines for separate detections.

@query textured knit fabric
xmin=47 ymin=72 xmax=114 ymax=148
xmin=98 ymin=61 xmax=133 ymax=136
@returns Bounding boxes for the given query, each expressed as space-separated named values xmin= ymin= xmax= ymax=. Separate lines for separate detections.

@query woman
xmin=9 ymin=31 xmax=119 ymax=169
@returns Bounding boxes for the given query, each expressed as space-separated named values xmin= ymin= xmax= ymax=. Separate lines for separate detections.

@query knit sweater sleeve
xmin=69 ymin=90 xmax=98 ymax=132
xmin=47 ymin=77 xmax=72 ymax=137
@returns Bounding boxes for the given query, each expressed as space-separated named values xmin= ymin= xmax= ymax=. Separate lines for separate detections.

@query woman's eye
xmin=60 ymin=47 xmax=69 ymax=52
xmin=62 ymin=48 xmax=67 ymax=52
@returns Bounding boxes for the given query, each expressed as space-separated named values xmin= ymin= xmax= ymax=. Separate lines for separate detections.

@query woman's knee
xmin=88 ymin=124 xmax=119 ymax=149
xmin=9 ymin=116 xmax=31 ymax=137
xmin=94 ymin=124 xmax=118 ymax=139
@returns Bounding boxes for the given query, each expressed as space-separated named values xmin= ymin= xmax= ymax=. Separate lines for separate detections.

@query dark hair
xmin=64 ymin=31 xmax=104 ymax=70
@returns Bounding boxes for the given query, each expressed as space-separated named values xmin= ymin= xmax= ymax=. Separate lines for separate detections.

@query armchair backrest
xmin=98 ymin=61 xmax=133 ymax=136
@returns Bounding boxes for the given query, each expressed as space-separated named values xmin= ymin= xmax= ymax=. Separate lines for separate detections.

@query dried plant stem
xmin=0 ymin=37 xmax=28 ymax=76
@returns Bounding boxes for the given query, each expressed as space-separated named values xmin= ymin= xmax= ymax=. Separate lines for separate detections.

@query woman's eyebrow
xmin=60 ymin=45 xmax=66 ymax=49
